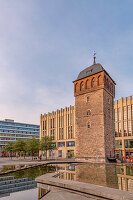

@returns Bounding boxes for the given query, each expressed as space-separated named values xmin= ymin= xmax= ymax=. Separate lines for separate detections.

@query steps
xmin=0 ymin=176 xmax=37 ymax=195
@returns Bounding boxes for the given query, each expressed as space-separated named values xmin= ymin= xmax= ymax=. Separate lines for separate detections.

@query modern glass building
xmin=0 ymin=119 xmax=40 ymax=151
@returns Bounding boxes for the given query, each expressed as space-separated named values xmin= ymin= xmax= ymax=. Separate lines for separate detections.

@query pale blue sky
xmin=0 ymin=0 xmax=133 ymax=124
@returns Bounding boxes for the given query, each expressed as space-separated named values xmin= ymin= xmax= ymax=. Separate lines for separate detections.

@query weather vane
xmin=93 ymin=51 xmax=96 ymax=64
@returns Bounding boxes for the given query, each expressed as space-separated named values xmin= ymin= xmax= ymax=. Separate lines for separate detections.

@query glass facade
xmin=0 ymin=119 xmax=39 ymax=149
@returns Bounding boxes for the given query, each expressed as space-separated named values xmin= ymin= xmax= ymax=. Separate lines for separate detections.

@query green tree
xmin=4 ymin=142 xmax=15 ymax=159
xmin=25 ymin=138 xmax=39 ymax=160
xmin=13 ymin=139 xmax=26 ymax=159
xmin=39 ymin=136 xmax=56 ymax=160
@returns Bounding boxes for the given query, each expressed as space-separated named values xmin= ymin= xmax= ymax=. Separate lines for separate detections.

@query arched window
xmin=86 ymin=96 xmax=90 ymax=102
xmin=106 ymin=78 xmax=109 ymax=89
xmin=80 ymin=81 xmax=84 ymax=91
xmin=97 ymin=75 xmax=101 ymax=86
xmin=110 ymin=83 xmax=113 ymax=93
xmin=87 ymin=122 xmax=90 ymax=128
xmin=75 ymin=83 xmax=78 ymax=92
xmin=91 ymin=78 xmax=95 ymax=87
xmin=85 ymin=79 xmax=89 ymax=89
xmin=87 ymin=110 xmax=91 ymax=115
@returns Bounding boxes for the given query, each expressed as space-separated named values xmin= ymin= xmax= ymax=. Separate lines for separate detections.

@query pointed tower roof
xmin=73 ymin=63 xmax=115 ymax=84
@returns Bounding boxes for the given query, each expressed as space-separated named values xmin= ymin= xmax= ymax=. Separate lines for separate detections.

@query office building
xmin=40 ymin=106 xmax=75 ymax=158
xmin=114 ymin=96 xmax=133 ymax=157
xmin=0 ymin=119 xmax=39 ymax=152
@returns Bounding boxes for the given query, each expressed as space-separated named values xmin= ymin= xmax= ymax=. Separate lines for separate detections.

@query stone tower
xmin=73 ymin=60 xmax=115 ymax=162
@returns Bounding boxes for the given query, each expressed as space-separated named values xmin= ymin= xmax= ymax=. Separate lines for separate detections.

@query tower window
xmin=87 ymin=110 xmax=91 ymax=115
xmin=86 ymin=96 xmax=89 ymax=102
xmin=108 ymin=99 xmax=110 ymax=103
xmin=80 ymin=82 xmax=84 ymax=91
xmin=87 ymin=122 xmax=90 ymax=128
xmin=91 ymin=78 xmax=95 ymax=87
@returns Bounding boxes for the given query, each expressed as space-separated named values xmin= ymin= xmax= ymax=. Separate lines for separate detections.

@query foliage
xmin=39 ymin=136 xmax=56 ymax=159
xmin=4 ymin=142 xmax=15 ymax=159
xmin=25 ymin=138 xmax=39 ymax=159
xmin=13 ymin=139 xmax=26 ymax=153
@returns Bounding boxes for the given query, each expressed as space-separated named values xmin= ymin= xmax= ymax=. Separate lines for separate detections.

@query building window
xmin=51 ymin=143 xmax=56 ymax=148
xmin=91 ymin=78 xmax=95 ymax=87
xmin=124 ymin=122 xmax=127 ymax=136
xmin=67 ymin=141 xmax=75 ymax=147
xmin=70 ymin=114 xmax=73 ymax=125
xmin=59 ymin=128 xmax=61 ymax=140
xmin=87 ymin=122 xmax=90 ymax=128
xmin=71 ymin=126 xmax=73 ymax=138
xmin=43 ymin=121 xmax=44 ymax=131
xmin=108 ymin=98 xmax=111 ymax=104
xmin=87 ymin=110 xmax=91 ymax=115
xmin=97 ymin=75 xmax=101 ymax=86
xmin=58 ymin=142 xmax=65 ymax=147
xmin=45 ymin=120 xmax=46 ymax=130
xmin=132 ymin=105 xmax=133 ymax=119
xmin=62 ymin=128 xmax=63 ymax=139
xmin=86 ymin=79 xmax=89 ymax=89
xmin=118 ymin=108 xmax=121 ymax=121
xmin=123 ymin=107 xmax=127 ymax=120
xmin=125 ymin=140 xmax=133 ymax=148
xmin=114 ymin=109 xmax=117 ymax=122
xmin=68 ymin=114 xmax=70 ymax=126
xmin=62 ymin=116 xmax=64 ymax=127
xmin=115 ymin=140 xmax=122 ymax=148
xmin=68 ymin=127 xmax=70 ymax=139
xmin=128 ymin=106 xmax=131 ymax=120
xmin=118 ymin=122 xmax=121 ymax=137
xmin=75 ymin=83 xmax=78 ymax=92
xmin=53 ymin=118 xmax=54 ymax=128
xmin=128 ymin=121 xmax=132 ymax=136
xmin=86 ymin=96 xmax=89 ymax=102
xmin=115 ymin=123 xmax=118 ymax=137
xmin=80 ymin=82 xmax=84 ymax=91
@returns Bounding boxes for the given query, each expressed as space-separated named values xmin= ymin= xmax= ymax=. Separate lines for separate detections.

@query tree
xmin=40 ymin=136 xmax=56 ymax=160
xmin=4 ymin=142 xmax=15 ymax=159
xmin=25 ymin=138 xmax=39 ymax=160
xmin=13 ymin=139 xmax=26 ymax=159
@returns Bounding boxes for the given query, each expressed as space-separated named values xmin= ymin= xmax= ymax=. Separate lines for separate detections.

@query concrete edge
xmin=35 ymin=173 xmax=133 ymax=200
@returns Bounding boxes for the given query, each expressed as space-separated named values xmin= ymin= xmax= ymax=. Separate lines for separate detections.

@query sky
xmin=0 ymin=0 xmax=133 ymax=124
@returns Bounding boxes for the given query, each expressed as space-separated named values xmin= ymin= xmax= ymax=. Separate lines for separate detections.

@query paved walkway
xmin=42 ymin=190 xmax=99 ymax=200
xmin=0 ymin=157 xmax=76 ymax=167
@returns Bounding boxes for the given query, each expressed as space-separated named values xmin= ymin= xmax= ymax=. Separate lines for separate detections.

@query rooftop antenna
xmin=93 ymin=51 xmax=96 ymax=64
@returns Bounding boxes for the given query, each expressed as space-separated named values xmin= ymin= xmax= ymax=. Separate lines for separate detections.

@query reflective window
xmin=58 ymin=142 xmax=65 ymax=147
xmin=67 ymin=141 xmax=75 ymax=147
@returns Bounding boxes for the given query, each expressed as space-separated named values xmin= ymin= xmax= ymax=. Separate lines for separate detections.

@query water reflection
xmin=7 ymin=165 xmax=56 ymax=179
xmin=55 ymin=163 xmax=133 ymax=192
xmin=117 ymin=165 xmax=133 ymax=192
xmin=1 ymin=163 xmax=133 ymax=199
xmin=0 ymin=165 xmax=56 ymax=200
